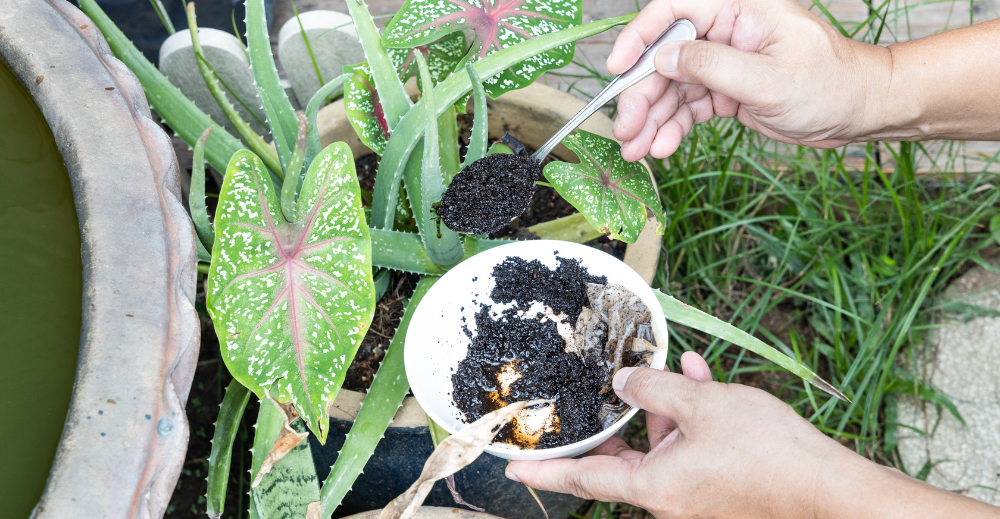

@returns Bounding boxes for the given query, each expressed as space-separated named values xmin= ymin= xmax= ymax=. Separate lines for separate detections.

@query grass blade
xmin=655 ymin=290 xmax=849 ymax=402
xmin=205 ymin=379 xmax=251 ymax=519
xmin=149 ymin=0 xmax=175 ymax=34
xmin=319 ymin=276 xmax=438 ymax=518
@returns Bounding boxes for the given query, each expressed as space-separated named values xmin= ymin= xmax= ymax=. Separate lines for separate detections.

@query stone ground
xmin=897 ymin=263 xmax=1000 ymax=506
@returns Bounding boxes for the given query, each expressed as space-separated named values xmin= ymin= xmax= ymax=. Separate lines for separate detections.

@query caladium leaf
xmin=344 ymin=62 xmax=391 ymax=156
xmin=543 ymin=130 xmax=667 ymax=244
xmin=388 ymin=32 xmax=467 ymax=87
xmin=382 ymin=0 xmax=582 ymax=98
xmin=207 ymin=145 xmax=375 ymax=443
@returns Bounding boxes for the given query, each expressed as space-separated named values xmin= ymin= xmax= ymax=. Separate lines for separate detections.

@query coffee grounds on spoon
xmin=437 ymin=154 xmax=540 ymax=235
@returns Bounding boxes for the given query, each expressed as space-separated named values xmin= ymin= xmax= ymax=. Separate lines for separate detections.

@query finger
xmin=649 ymin=104 xmax=693 ymax=158
xmin=649 ymin=89 xmax=714 ymax=158
xmin=620 ymin=117 xmax=659 ymax=162
xmin=506 ymin=457 xmax=636 ymax=502
xmin=681 ymin=351 xmax=713 ymax=382
xmin=614 ymin=74 xmax=669 ymax=143
xmin=607 ymin=0 xmax=728 ymax=73
xmin=645 ymin=363 xmax=678 ymax=449
xmin=654 ymin=40 xmax=768 ymax=105
xmin=590 ymin=435 xmax=645 ymax=461
xmin=710 ymin=91 xmax=740 ymax=119
xmin=612 ymin=367 xmax=700 ymax=423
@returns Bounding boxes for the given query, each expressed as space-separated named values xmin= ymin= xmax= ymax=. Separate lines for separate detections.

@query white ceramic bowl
xmin=405 ymin=240 xmax=669 ymax=461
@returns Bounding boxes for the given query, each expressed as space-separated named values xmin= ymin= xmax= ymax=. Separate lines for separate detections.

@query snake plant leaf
xmin=543 ymin=130 xmax=667 ymax=244
xmin=206 ymin=145 xmax=375 ymax=444
xmin=388 ymin=32 xmax=467 ymax=86
xmin=382 ymin=0 xmax=582 ymax=98
xmin=344 ymin=62 xmax=391 ymax=156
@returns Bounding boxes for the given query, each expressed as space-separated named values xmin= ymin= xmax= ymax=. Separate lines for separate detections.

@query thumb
xmin=506 ymin=456 xmax=636 ymax=502
xmin=654 ymin=40 xmax=765 ymax=104
xmin=613 ymin=366 xmax=700 ymax=424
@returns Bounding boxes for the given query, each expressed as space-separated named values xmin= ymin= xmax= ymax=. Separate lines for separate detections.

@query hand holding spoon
xmin=438 ymin=19 xmax=697 ymax=235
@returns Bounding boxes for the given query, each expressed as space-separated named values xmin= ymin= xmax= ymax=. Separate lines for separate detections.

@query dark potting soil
xmin=452 ymin=256 xmax=610 ymax=449
xmin=343 ymin=271 xmax=419 ymax=391
xmin=436 ymin=154 xmax=541 ymax=235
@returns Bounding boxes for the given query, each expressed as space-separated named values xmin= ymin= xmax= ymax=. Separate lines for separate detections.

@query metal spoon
xmin=531 ymin=18 xmax=697 ymax=161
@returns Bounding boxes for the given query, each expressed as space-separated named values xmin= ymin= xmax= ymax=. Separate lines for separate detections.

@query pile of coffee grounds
xmin=436 ymin=154 xmax=540 ymax=235
xmin=491 ymin=256 xmax=606 ymax=322
xmin=451 ymin=255 xmax=610 ymax=449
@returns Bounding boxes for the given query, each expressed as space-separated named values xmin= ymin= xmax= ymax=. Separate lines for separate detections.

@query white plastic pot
xmin=405 ymin=240 xmax=669 ymax=461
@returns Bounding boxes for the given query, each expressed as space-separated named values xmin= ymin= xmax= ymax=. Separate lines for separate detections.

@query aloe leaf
xmin=438 ymin=105 xmax=462 ymax=184
xmin=370 ymin=229 xmax=446 ymax=275
xmin=205 ymin=380 xmax=252 ymax=519
xmin=191 ymin=126 xmax=216 ymax=252
xmin=206 ymin=145 xmax=376 ymax=443
xmin=655 ymin=290 xmax=849 ymax=402
xmin=370 ymin=14 xmax=632 ymax=230
xmin=388 ymin=32 xmax=467 ymax=87
xmin=344 ymin=63 xmax=391 ymax=156
xmin=344 ymin=0 xmax=412 ymax=129
xmin=245 ymin=0 xmax=299 ymax=172
xmin=462 ymin=63 xmax=489 ymax=169
xmin=186 ymin=2 xmax=283 ymax=176
xmin=249 ymin=397 xmax=282 ymax=519
xmin=78 ymin=0 xmax=246 ymax=175
xmin=543 ymin=130 xmax=666 ymax=244
xmin=528 ymin=212 xmax=600 ymax=243
xmin=411 ymin=54 xmax=464 ymax=266
xmin=318 ymin=277 xmax=437 ymax=517
xmin=280 ymin=113 xmax=309 ymax=222
xmin=382 ymin=0 xmax=582 ymax=98
xmin=305 ymin=75 xmax=353 ymax=170
xmin=374 ymin=268 xmax=391 ymax=301
xmin=252 ymin=416 xmax=322 ymax=518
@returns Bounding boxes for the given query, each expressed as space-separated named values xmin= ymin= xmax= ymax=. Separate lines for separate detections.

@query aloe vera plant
xmin=80 ymin=0 xmax=849 ymax=516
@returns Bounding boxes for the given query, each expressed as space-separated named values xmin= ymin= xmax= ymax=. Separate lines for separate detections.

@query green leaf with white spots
xmin=206 ymin=146 xmax=375 ymax=444
xmin=388 ymin=32 xmax=467 ymax=87
xmin=381 ymin=0 xmax=582 ymax=98
xmin=343 ymin=62 xmax=390 ymax=156
xmin=543 ymin=130 xmax=666 ymax=243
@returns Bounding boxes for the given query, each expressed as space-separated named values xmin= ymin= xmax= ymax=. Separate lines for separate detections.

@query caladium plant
xmin=344 ymin=62 xmax=391 ymax=156
xmin=544 ymin=131 xmax=668 ymax=243
xmin=382 ymin=0 xmax=583 ymax=98
xmin=389 ymin=32 xmax=468 ymax=86
xmin=207 ymin=145 xmax=375 ymax=443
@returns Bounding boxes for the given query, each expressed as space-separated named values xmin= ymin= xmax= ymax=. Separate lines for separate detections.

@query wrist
xmin=850 ymin=41 xmax=926 ymax=142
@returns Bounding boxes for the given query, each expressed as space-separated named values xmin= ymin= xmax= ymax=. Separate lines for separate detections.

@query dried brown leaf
xmin=251 ymin=390 xmax=309 ymax=488
xmin=379 ymin=399 xmax=552 ymax=519
xmin=445 ymin=474 xmax=485 ymax=512
xmin=306 ymin=501 xmax=322 ymax=519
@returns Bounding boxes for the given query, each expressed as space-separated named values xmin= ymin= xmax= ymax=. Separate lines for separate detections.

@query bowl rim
xmin=404 ymin=240 xmax=669 ymax=461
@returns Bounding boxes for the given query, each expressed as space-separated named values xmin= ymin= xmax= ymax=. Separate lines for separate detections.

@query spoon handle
xmin=531 ymin=19 xmax=697 ymax=161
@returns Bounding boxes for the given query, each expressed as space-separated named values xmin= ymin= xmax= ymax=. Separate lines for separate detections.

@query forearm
xmin=813 ymin=445 xmax=1000 ymax=519
xmin=860 ymin=19 xmax=1000 ymax=142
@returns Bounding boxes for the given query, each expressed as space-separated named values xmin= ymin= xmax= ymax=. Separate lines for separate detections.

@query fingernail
xmin=606 ymin=47 xmax=619 ymax=69
xmin=613 ymin=367 xmax=638 ymax=392
xmin=655 ymin=42 xmax=681 ymax=74
xmin=505 ymin=467 xmax=521 ymax=482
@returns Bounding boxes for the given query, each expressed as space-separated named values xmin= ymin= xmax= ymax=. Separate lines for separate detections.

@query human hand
xmin=505 ymin=351 xmax=839 ymax=518
xmin=608 ymin=0 xmax=894 ymax=161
